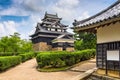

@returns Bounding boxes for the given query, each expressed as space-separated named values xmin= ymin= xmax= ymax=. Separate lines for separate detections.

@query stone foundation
xmin=33 ymin=43 xmax=40 ymax=51
xmin=33 ymin=42 xmax=74 ymax=51
xmin=33 ymin=42 xmax=52 ymax=51
xmin=52 ymin=47 xmax=63 ymax=51
xmin=66 ymin=47 xmax=74 ymax=51
xmin=96 ymin=69 xmax=120 ymax=78
xmin=87 ymin=73 xmax=119 ymax=80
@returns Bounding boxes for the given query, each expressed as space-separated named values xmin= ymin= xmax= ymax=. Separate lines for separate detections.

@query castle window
xmin=48 ymin=28 xmax=50 ymax=31
xmin=51 ymin=28 xmax=55 ymax=31
xmin=58 ymin=29 xmax=61 ymax=32
xmin=55 ymin=29 xmax=57 ymax=31
xmin=64 ymin=29 xmax=66 ymax=32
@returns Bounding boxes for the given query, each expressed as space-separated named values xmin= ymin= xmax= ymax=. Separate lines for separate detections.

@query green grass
xmin=37 ymin=66 xmax=70 ymax=72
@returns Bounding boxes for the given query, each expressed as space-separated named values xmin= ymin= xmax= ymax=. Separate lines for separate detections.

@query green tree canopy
xmin=0 ymin=32 xmax=33 ymax=53
xmin=0 ymin=36 xmax=10 ymax=52
xmin=74 ymin=32 xmax=96 ymax=50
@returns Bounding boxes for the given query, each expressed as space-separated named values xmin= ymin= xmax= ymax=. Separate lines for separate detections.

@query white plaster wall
xmin=97 ymin=22 xmax=120 ymax=43
xmin=107 ymin=50 xmax=119 ymax=61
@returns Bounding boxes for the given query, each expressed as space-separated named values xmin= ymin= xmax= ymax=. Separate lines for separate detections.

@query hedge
xmin=19 ymin=52 xmax=35 ymax=62
xmin=0 ymin=56 xmax=21 ymax=71
xmin=36 ymin=49 xmax=96 ymax=68
xmin=0 ymin=52 xmax=22 ymax=56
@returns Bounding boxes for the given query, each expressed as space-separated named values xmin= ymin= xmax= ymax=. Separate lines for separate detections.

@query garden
xmin=0 ymin=33 xmax=35 ymax=71
xmin=36 ymin=49 xmax=96 ymax=71
xmin=0 ymin=32 xmax=96 ymax=72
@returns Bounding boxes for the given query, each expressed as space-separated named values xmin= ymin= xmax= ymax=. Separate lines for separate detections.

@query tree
xmin=0 ymin=36 xmax=10 ymax=52
xmin=9 ymin=32 xmax=21 ymax=54
xmin=20 ymin=39 xmax=33 ymax=52
xmin=74 ymin=32 xmax=96 ymax=50
xmin=0 ymin=32 xmax=33 ymax=54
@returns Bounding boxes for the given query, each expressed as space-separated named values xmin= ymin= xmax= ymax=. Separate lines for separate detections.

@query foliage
xmin=19 ymin=40 xmax=33 ymax=52
xmin=74 ymin=32 xmax=96 ymax=50
xmin=38 ymin=66 xmax=70 ymax=72
xmin=0 ymin=56 xmax=21 ymax=71
xmin=0 ymin=32 xmax=33 ymax=55
xmin=0 ymin=52 xmax=21 ymax=56
xmin=0 ymin=36 xmax=10 ymax=53
xmin=36 ymin=49 xmax=96 ymax=69
xmin=19 ymin=52 xmax=35 ymax=62
xmin=9 ymin=33 xmax=21 ymax=54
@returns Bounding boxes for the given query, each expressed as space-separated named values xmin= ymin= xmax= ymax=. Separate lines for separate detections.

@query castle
xmin=30 ymin=12 xmax=74 ymax=51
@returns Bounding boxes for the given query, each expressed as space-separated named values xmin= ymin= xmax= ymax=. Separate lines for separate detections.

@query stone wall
xmin=33 ymin=43 xmax=40 ymax=51
xmin=33 ymin=42 xmax=74 ymax=51
xmin=33 ymin=42 xmax=52 ymax=51
xmin=66 ymin=47 xmax=74 ymax=51
xmin=52 ymin=47 xmax=63 ymax=51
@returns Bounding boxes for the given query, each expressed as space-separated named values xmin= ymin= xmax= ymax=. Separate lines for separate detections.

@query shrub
xmin=0 ymin=52 xmax=21 ymax=56
xmin=0 ymin=52 xmax=25 ymax=56
xmin=36 ymin=49 xmax=96 ymax=68
xmin=0 ymin=56 xmax=21 ymax=71
xmin=0 ymin=52 xmax=13 ymax=56
xmin=79 ymin=49 xmax=96 ymax=61
xmin=19 ymin=52 xmax=35 ymax=62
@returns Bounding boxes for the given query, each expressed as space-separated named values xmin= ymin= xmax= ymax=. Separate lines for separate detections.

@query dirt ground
xmin=0 ymin=58 xmax=96 ymax=80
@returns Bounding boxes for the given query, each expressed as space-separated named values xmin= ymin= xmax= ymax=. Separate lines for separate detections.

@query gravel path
xmin=0 ymin=58 xmax=96 ymax=80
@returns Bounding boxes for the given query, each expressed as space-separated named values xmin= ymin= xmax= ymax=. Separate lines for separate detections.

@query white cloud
xmin=51 ymin=0 xmax=80 ymax=23
xmin=0 ymin=21 xmax=18 ymax=37
xmin=4 ymin=21 xmax=17 ymax=34
xmin=22 ymin=0 xmax=45 ymax=12
xmin=0 ymin=0 xmax=45 ymax=16
xmin=78 ymin=11 xmax=90 ymax=20
xmin=0 ymin=23 xmax=6 ymax=37
xmin=0 ymin=6 xmax=28 ymax=16
xmin=56 ymin=0 xmax=79 ymax=8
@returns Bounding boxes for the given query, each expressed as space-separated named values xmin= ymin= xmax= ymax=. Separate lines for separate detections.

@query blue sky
xmin=0 ymin=0 xmax=117 ymax=39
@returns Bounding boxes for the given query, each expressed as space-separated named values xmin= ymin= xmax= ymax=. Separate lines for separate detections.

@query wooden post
xmin=105 ymin=48 xmax=108 ymax=75
xmin=119 ymin=47 xmax=120 ymax=77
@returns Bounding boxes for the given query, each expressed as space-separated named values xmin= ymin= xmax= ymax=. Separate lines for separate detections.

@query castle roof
xmin=72 ymin=1 xmax=120 ymax=32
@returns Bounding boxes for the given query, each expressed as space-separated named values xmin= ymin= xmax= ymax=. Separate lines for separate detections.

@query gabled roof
xmin=73 ymin=1 xmax=120 ymax=29
xmin=30 ymin=23 xmax=73 ymax=37
xmin=42 ymin=21 xmax=68 ymax=28
xmin=37 ymin=23 xmax=69 ymax=33
xmin=56 ymin=34 xmax=73 ymax=39
xmin=52 ymin=34 xmax=74 ymax=43
xmin=43 ymin=12 xmax=62 ymax=20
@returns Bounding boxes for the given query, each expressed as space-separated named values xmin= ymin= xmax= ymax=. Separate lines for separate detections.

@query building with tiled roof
xmin=72 ymin=0 xmax=120 ymax=73
xmin=30 ymin=12 xmax=74 ymax=51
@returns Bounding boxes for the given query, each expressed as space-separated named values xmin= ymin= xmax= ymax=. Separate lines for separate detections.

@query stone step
xmin=86 ymin=73 xmax=119 ymax=80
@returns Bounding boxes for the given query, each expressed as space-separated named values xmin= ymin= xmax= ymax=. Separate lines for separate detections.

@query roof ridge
xmin=78 ymin=1 xmax=120 ymax=24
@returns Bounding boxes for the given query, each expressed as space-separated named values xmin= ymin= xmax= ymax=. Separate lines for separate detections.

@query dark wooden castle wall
xmin=52 ymin=42 xmax=74 ymax=48
xmin=32 ymin=37 xmax=54 ymax=45
xmin=97 ymin=41 xmax=120 ymax=70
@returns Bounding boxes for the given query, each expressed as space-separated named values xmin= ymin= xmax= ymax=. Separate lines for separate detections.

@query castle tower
xmin=30 ymin=12 xmax=74 ymax=51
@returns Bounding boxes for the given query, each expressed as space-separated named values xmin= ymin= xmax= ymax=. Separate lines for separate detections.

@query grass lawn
xmin=37 ymin=66 xmax=70 ymax=72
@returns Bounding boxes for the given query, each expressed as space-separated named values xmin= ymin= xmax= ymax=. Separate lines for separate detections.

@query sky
xmin=0 ymin=0 xmax=118 ymax=39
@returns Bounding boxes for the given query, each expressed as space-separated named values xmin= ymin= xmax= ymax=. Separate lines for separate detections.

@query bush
xmin=79 ymin=49 xmax=96 ymax=61
xmin=0 ymin=52 xmax=22 ymax=56
xmin=36 ymin=49 xmax=96 ymax=68
xmin=19 ymin=52 xmax=35 ymax=62
xmin=0 ymin=56 xmax=21 ymax=71
xmin=0 ymin=52 xmax=13 ymax=56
